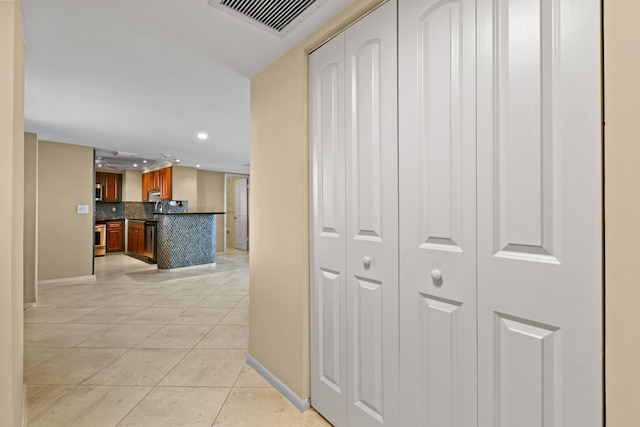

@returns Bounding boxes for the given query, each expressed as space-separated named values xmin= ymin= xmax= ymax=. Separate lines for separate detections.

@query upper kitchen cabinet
xmin=142 ymin=167 xmax=172 ymax=200
xmin=142 ymin=172 xmax=150 ymax=201
xmin=152 ymin=170 xmax=161 ymax=191
xmin=97 ymin=172 xmax=122 ymax=202
xmin=160 ymin=167 xmax=172 ymax=200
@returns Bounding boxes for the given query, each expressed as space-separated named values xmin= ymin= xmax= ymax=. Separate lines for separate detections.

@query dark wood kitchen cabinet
xmin=101 ymin=172 xmax=121 ymax=202
xmin=127 ymin=221 xmax=145 ymax=256
xmin=142 ymin=167 xmax=172 ymax=201
xmin=151 ymin=170 xmax=161 ymax=191
xmin=142 ymin=172 xmax=150 ymax=201
xmin=160 ymin=167 xmax=172 ymax=200
xmin=106 ymin=220 xmax=123 ymax=252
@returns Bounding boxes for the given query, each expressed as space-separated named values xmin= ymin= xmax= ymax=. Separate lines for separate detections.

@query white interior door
xmin=398 ymin=0 xmax=477 ymax=425
xmin=344 ymin=2 xmax=398 ymax=426
xmin=310 ymin=2 xmax=398 ymax=426
xmin=476 ymin=0 xmax=602 ymax=425
xmin=310 ymin=32 xmax=348 ymax=427
xmin=234 ymin=178 xmax=248 ymax=250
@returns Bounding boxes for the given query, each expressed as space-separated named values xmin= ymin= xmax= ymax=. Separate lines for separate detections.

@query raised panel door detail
xmin=310 ymin=31 xmax=348 ymax=427
xmin=399 ymin=0 xmax=477 ymax=425
xmin=493 ymin=0 xmax=559 ymax=263
xmin=477 ymin=0 xmax=602 ymax=423
xmin=345 ymin=2 xmax=399 ymax=426
xmin=418 ymin=294 xmax=464 ymax=427
xmin=319 ymin=269 xmax=343 ymax=391
xmin=494 ymin=313 xmax=559 ymax=427
xmin=353 ymin=276 xmax=383 ymax=422
xmin=418 ymin=0 xmax=463 ymax=252
xmin=349 ymin=41 xmax=382 ymax=242
xmin=318 ymin=63 xmax=342 ymax=237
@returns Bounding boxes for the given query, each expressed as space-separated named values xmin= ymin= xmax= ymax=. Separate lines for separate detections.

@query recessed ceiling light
xmin=175 ymin=159 xmax=181 ymax=163
xmin=98 ymin=163 xmax=103 ymax=167
xmin=197 ymin=133 xmax=208 ymax=140
xmin=133 ymin=163 xmax=138 ymax=167
xmin=196 ymin=164 xmax=201 ymax=168
xmin=142 ymin=160 xmax=147 ymax=164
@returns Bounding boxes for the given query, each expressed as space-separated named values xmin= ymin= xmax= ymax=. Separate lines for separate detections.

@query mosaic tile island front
xmin=156 ymin=212 xmax=223 ymax=270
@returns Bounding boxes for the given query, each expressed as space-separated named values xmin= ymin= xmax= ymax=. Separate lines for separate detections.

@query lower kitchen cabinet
xmin=127 ymin=221 xmax=145 ymax=256
xmin=106 ymin=220 xmax=123 ymax=252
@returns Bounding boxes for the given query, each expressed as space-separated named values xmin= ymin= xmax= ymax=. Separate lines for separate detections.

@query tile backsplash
xmin=125 ymin=202 xmax=155 ymax=219
xmin=96 ymin=201 xmax=188 ymax=221
xmin=95 ymin=202 xmax=125 ymax=220
xmin=124 ymin=201 xmax=188 ymax=219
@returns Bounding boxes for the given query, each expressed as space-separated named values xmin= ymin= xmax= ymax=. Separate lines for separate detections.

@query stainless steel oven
xmin=94 ymin=224 xmax=106 ymax=256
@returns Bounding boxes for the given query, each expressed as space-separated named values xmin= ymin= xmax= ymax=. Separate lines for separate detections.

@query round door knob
xmin=363 ymin=256 xmax=372 ymax=269
xmin=431 ymin=269 xmax=442 ymax=281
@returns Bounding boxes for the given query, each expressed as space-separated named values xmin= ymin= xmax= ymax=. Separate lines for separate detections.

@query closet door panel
xmin=477 ymin=0 xmax=602 ymax=425
xmin=345 ymin=1 xmax=398 ymax=426
xmin=399 ymin=0 xmax=478 ymax=426
xmin=310 ymin=33 xmax=348 ymax=427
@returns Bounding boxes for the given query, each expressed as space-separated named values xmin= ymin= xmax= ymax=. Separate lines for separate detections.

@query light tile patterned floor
xmin=24 ymin=251 xmax=332 ymax=427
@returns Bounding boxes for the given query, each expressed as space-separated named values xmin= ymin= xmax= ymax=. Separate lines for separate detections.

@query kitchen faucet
xmin=155 ymin=201 xmax=162 ymax=213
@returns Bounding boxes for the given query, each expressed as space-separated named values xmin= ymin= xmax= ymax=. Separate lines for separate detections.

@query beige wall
xmin=172 ymin=165 xmax=198 ymax=211
xmin=197 ymin=170 xmax=226 ymax=253
xmin=249 ymin=0 xmax=385 ymax=400
xmin=24 ymin=132 xmax=38 ymax=304
xmin=38 ymin=141 xmax=94 ymax=281
xmin=0 ymin=1 xmax=25 ymax=425
xmin=605 ymin=0 xmax=640 ymax=424
xmin=123 ymin=169 xmax=142 ymax=201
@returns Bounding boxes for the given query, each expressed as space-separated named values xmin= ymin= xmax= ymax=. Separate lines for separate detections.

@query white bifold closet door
xmin=310 ymin=1 xmax=398 ymax=426
xmin=476 ymin=0 xmax=602 ymax=425
xmin=313 ymin=0 xmax=601 ymax=425
xmin=398 ymin=0 xmax=478 ymax=426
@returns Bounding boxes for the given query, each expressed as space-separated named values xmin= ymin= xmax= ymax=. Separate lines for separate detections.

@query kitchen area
xmin=94 ymin=162 xmax=226 ymax=271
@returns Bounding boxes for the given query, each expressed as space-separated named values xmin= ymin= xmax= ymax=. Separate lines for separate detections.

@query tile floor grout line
xmin=112 ymin=384 xmax=156 ymax=427
xmin=25 ymin=383 xmax=80 ymax=423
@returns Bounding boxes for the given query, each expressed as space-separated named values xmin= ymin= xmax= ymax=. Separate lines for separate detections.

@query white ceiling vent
xmin=208 ymin=0 xmax=326 ymax=37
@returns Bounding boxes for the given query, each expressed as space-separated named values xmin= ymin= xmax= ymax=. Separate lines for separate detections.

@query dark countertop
xmin=128 ymin=218 xmax=157 ymax=222
xmin=95 ymin=218 xmax=125 ymax=223
xmin=155 ymin=212 xmax=225 ymax=215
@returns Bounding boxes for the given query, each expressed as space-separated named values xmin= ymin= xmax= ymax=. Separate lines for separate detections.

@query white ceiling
xmin=22 ymin=0 xmax=351 ymax=174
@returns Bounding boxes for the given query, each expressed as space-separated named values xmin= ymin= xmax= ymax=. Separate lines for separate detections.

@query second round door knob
xmin=363 ymin=256 xmax=372 ymax=269
xmin=431 ymin=269 xmax=442 ymax=281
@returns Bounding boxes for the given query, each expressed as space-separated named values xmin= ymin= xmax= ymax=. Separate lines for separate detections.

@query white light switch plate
xmin=77 ymin=204 xmax=89 ymax=214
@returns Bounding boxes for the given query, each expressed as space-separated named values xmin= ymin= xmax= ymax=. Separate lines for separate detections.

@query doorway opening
xmin=225 ymin=174 xmax=250 ymax=252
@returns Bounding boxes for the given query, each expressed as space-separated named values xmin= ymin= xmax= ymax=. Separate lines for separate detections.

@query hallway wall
xmin=24 ymin=132 xmax=38 ymax=304
xmin=604 ymin=0 xmax=640 ymax=424
xmin=197 ymin=169 xmax=226 ymax=253
xmin=0 ymin=1 xmax=25 ymax=425
xmin=38 ymin=140 xmax=94 ymax=281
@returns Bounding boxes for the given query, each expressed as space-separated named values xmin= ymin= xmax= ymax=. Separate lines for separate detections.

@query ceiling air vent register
xmin=208 ymin=0 xmax=325 ymax=36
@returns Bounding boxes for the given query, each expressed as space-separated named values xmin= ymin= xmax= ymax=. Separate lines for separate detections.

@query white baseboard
xmin=22 ymin=383 xmax=27 ymax=427
xmin=39 ymin=275 xmax=96 ymax=286
xmin=246 ymin=354 xmax=310 ymax=413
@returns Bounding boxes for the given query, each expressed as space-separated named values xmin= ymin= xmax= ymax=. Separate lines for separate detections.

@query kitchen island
xmin=155 ymin=212 xmax=224 ymax=271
